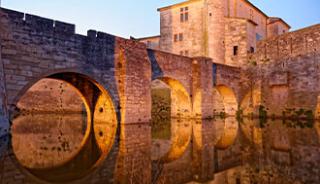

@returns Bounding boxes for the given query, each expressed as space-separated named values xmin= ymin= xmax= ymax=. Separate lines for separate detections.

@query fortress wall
xmin=247 ymin=24 xmax=320 ymax=117
xmin=252 ymin=24 xmax=320 ymax=64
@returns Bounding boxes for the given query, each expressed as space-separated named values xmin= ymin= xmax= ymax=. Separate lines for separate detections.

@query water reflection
xmin=1 ymin=116 xmax=320 ymax=183
xmin=12 ymin=113 xmax=87 ymax=169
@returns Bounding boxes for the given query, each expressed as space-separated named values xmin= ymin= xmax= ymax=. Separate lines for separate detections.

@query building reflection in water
xmin=1 ymin=116 xmax=320 ymax=183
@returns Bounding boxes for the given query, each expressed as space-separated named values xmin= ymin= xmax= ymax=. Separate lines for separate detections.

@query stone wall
xmin=159 ymin=0 xmax=205 ymax=57
xmin=0 ymin=9 xmax=9 ymax=139
xmin=225 ymin=18 xmax=249 ymax=67
xmin=247 ymin=24 xmax=320 ymax=117
xmin=206 ymin=0 xmax=226 ymax=64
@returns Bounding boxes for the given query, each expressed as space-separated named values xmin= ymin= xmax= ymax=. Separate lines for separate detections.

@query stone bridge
xmin=0 ymin=8 xmax=245 ymax=183
xmin=0 ymin=8 xmax=242 ymax=139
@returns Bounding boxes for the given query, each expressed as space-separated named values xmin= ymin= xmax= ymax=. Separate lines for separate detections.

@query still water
xmin=0 ymin=114 xmax=320 ymax=184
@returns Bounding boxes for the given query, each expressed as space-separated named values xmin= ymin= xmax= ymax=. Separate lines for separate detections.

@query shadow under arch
xmin=10 ymin=72 xmax=118 ymax=183
xmin=153 ymin=77 xmax=192 ymax=118
xmin=213 ymin=85 xmax=238 ymax=116
xmin=214 ymin=117 xmax=239 ymax=150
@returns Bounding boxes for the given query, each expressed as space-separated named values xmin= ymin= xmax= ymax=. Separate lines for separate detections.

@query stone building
xmin=138 ymin=0 xmax=290 ymax=67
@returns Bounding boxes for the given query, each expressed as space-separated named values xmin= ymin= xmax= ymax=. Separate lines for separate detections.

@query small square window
xmin=233 ymin=46 xmax=238 ymax=56
xmin=250 ymin=47 xmax=255 ymax=53
xmin=185 ymin=7 xmax=188 ymax=11
xmin=180 ymin=51 xmax=184 ymax=55
xmin=184 ymin=50 xmax=189 ymax=56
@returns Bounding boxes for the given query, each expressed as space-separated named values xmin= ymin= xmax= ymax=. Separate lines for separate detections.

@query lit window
xmin=180 ymin=6 xmax=189 ymax=22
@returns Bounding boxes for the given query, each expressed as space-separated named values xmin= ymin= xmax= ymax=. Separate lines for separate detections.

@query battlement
xmin=0 ymin=8 xmax=146 ymax=50
xmin=1 ymin=8 xmax=75 ymax=35
xmin=252 ymin=24 xmax=320 ymax=63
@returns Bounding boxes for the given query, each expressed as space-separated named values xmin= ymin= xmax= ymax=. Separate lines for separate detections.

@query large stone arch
xmin=10 ymin=71 xmax=118 ymax=183
xmin=213 ymin=85 xmax=238 ymax=116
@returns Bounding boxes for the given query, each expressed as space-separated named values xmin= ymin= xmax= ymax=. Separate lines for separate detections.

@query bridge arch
xmin=10 ymin=71 xmax=118 ymax=183
xmin=151 ymin=77 xmax=192 ymax=165
xmin=213 ymin=85 xmax=238 ymax=116
xmin=151 ymin=76 xmax=192 ymax=118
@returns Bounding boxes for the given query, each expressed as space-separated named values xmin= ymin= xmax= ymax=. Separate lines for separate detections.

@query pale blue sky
xmin=1 ymin=0 xmax=320 ymax=38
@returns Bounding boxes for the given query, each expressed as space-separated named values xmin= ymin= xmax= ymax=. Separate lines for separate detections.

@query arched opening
xmin=151 ymin=77 xmax=192 ymax=119
xmin=240 ymin=88 xmax=262 ymax=116
xmin=150 ymin=77 xmax=192 ymax=182
xmin=213 ymin=85 xmax=238 ymax=116
xmin=10 ymin=72 xmax=117 ymax=183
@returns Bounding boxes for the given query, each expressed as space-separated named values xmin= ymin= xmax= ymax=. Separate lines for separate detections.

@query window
xmin=256 ymin=33 xmax=262 ymax=41
xmin=174 ymin=33 xmax=184 ymax=42
xmin=250 ymin=9 xmax=254 ymax=20
xmin=233 ymin=46 xmax=238 ymax=56
xmin=250 ymin=47 xmax=255 ymax=53
xmin=180 ymin=50 xmax=189 ymax=56
xmin=180 ymin=6 xmax=189 ymax=22
xmin=179 ymin=33 xmax=183 ymax=41
xmin=174 ymin=34 xmax=178 ymax=42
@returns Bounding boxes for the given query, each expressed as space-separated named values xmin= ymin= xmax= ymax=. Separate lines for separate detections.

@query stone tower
xmin=204 ymin=0 xmax=226 ymax=64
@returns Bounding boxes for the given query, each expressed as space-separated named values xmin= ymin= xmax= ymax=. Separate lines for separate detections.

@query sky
xmin=1 ymin=0 xmax=320 ymax=38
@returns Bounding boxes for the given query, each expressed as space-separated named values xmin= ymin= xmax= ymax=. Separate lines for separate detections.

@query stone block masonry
xmin=0 ymin=10 xmax=9 ymax=139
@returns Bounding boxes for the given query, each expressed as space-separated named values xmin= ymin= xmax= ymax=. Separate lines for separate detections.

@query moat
xmin=0 ymin=114 xmax=319 ymax=183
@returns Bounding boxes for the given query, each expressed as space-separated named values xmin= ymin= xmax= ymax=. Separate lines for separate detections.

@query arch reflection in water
xmin=11 ymin=74 xmax=118 ymax=183
xmin=214 ymin=117 xmax=239 ymax=150
xmin=152 ymin=118 xmax=192 ymax=163
xmin=12 ymin=114 xmax=87 ymax=170
xmin=239 ymin=118 xmax=263 ymax=146
xmin=213 ymin=86 xmax=238 ymax=116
